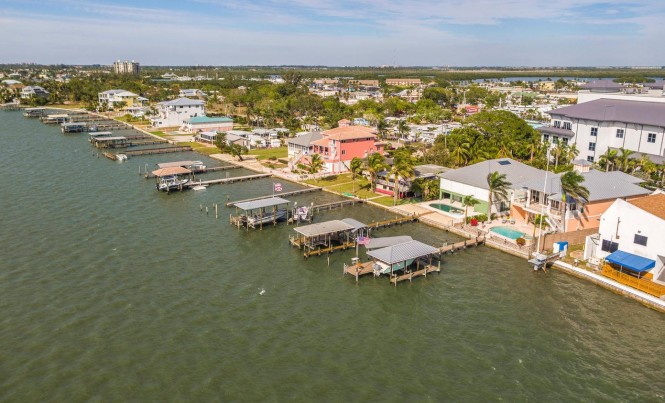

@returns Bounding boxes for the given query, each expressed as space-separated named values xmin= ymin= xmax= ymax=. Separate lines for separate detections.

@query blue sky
xmin=0 ymin=0 xmax=663 ymax=66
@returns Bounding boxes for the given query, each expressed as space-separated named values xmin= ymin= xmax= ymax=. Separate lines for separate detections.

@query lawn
xmin=328 ymin=181 xmax=376 ymax=199
xmin=176 ymin=142 xmax=219 ymax=155
xmin=150 ymin=131 xmax=169 ymax=138
xmin=248 ymin=147 xmax=288 ymax=160
xmin=371 ymin=196 xmax=397 ymax=207
xmin=303 ymin=173 xmax=355 ymax=187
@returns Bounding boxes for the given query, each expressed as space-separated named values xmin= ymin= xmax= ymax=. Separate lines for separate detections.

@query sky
xmin=0 ymin=0 xmax=663 ymax=67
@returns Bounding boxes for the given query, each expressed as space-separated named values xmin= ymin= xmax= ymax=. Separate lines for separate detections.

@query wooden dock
xmin=226 ymin=187 xmax=322 ymax=207
xmin=343 ymin=261 xmax=376 ymax=282
xmin=311 ymin=199 xmax=365 ymax=212
xmin=303 ymin=241 xmax=356 ymax=258
xmin=188 ymin=173 xmax=271 ymax=187
xmin=438 ymin=235 xmax=485 ymax=254
xmin=367 ymin=214 xmax=420 ymax=230
xmin=123 ymin=146 xmax=192 ymax=156
xmin=0 ymin=103 xmax=21 ymax=111
xmin=389 ymin=264 xmax=440 ymax=286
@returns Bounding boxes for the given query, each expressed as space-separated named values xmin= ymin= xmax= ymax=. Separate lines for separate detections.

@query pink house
xmin=310 ymin=122 xmax=385 ymax=173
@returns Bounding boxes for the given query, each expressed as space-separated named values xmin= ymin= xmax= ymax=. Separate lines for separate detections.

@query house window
xmin=341 ymin=149 xmax=346 ymax=155
xmin=616 ymin=129 xmax=624 ymax=138
xmin=553 ymin=120 xmax=561 ymax=128
xmin=563 ymin=122 xmax=572 ymax=130
xmin=552 ymin=136 xmax=559 ymax=143
xmin=590 ymin=127 xmax=598 ymax=137
xmin=562 ymin=138 xmax=569 ymax=145
xmin=588 ymin=142 xmax=596 ymax=151
xmin=601 ymin=239 xmax=619 ymax=252
xmin=634 ymin=234 xmax=648 ymax=246
xmin=543 ymin=134 xmax=549 ymax=142
xmin=587 ymin=156 xmax=594 ymax=162
xmin=647 ymin=133 xmax=656 ymax=143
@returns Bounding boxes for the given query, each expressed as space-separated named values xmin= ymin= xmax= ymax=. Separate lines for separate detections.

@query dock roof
xmin=365 ymin=236 xmax=413 ymax=250
xmin=340 ymin=218 xmax=366 ymax=231
xmin=233 ymin=197 xmax=290 ymax=211
xmin=293 ymin=220 xmax=355 ymax=237
xmin=95 ymin=136 xmax=127 ymax=141
xmin=151 ymin=166 xmax=192 ymax=177
xmin=157 ymin=160 xmax=201 ymax=169
xmin=367 ymin=240 xmax=439 ymax=265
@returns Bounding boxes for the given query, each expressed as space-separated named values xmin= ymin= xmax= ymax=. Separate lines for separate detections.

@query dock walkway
xmin=189 ymin=173 xmax=271 ymax=187
xmin=389 ymin=265 xmax=440 ymax=286
xmin=226 ymin=187 xmax=321 ymax=207
xmin=439 ymin=235 xmax=485 ymax=254
xmin=311 ymin=199 xmax=364 ymax=212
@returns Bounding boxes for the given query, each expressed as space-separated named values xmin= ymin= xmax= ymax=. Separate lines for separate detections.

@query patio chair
xmin=501 ymin=216 xmax=507 ymax=224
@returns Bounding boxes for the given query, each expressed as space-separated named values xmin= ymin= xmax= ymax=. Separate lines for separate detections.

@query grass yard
xmin=371 ymin=196 xmax=396 ymax=207
xmin=303 ymin=174 xmax=355 ymax=187
xmin=248 ymin=147 xmax=288 ymax=160
xmin=176 ymin=142 xmax=219 ymax=155
xmin=150 ymin=131 xmax=169 ymax=138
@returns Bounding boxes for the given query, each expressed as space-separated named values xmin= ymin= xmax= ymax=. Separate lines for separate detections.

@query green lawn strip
xmin=303 ymin=174 xmax=356 ymax=187
xmin=150 ymin=131 xmax=169 ymax=138
xmin=176 ymin=142 xmax=219 ymax=155
xmin=248 ymin=147 xmax=288 ymax=160
xmin=371 ymin=196 xmax=396 ymax=207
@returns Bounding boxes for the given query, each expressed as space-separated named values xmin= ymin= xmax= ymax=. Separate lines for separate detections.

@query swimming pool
xmin=490 ymin=226 xmax=532 ymax=240
xmin=430 ymin=203 xmax=464 ymax=215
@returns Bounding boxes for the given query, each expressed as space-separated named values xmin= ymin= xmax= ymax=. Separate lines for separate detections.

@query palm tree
xmin=376 ymin=118 xmax=389 ymax=140
xmin=616 ymin=147 xmax=634 ymax=172
xmin=350 ymin=157 xmax=364 ymax=193
xmin=486 ymin=171 xmax=512 ymax=219
xmin=366 ymin=153 xmax=387 ymax=191
xmin=462 ymin=195 xmax=480 ymax=224
xmin=309 ymin=153 xmax=324 ymax=174
xmin=397 ymin=119 xmax=409 ymax=141
xmin=559 ymin=170 xmax=590 ymax=232
xmin=598 ymin=148 xmax=618 ymax=171
xmin=391 ymin=159 xmax=415 ymax=206
xmin=449 ymin=139 xmax=470 ymax=167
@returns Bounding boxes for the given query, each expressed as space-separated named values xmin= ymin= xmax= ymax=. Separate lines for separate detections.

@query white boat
xmin=246 ymin=209 xmax=288 ymax=225
xmin=156 ymin=175 xmax=190 ymax=192
xmin=295 ymin=206 xmax=309 ymax=221
xmin=191 ymin=184 xmax=207 ymax=191
xmin=116 ymin=153 xmax=128 ymax=162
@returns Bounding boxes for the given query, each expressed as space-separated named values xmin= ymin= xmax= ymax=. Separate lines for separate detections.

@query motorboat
xmin=116 ymin=153 xmax=128 ymax=162
xmin=246 ymin=209 xmax=288 ymax=226
xmin=156 ymin=175 xmax=190 ymax=192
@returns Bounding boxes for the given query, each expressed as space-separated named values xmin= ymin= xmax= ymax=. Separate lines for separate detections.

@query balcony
xmin=511 ymin=199 xmax=562 ymax=218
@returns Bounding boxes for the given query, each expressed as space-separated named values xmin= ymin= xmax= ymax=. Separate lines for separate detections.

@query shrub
xmin=516 ymin=237 xmax=526 ymax=246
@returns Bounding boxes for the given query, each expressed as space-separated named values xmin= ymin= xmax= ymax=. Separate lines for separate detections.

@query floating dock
xmin=439 ymin=235 xmax=485 ymax=254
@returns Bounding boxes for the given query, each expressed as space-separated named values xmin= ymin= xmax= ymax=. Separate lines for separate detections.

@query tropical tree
xmin=559 ymin=170 xmax=590 ymax=232
xmin=598 ymin=148 xmax=618 ymax=171
xmin=376 ymin=118 xmax=389 ymax=140
xmin=350 ymin=157 xmax=364 ymax=193
xmin=229 ymin=143 xmax=247 ymax=161
xmin=462 ymin=195 xmax=480 ymax=224
xmin=391 ymin=157 xmax=415 ymax=206
xmin=449 ymin=138 xmax=470 ymax=167
xmin=616 ymin=147 xmax=634 ymax=172
xmin=397 ymin=119 xmax=409 ymax=141
xmin=214 ymin=132 xmax=228 ymax=153
xmin=309 ymin=153 xmax=324 ymax=174
xmin=366 ymin=152 xmax=387 ymax=191
xmin=486 ymin=171 xmax=512 ymax=218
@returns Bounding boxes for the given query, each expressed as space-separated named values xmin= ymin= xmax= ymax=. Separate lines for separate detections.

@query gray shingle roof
xmin=518 ymin=169 xmax=648 ymax=202
xmin=287 ymin=131 xmax=323 ymax=147
xmin=158 ymin=97 xmax=205 ymax=106
xmin=547 ymin=98 xmax=665 ymax=127
xmin=367 ymin=240 xmax=439 ymax=265
xmin=439 ymin=159 xmax=545 ymax=190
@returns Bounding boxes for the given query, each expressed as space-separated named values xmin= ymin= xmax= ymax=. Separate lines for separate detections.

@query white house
xmin=179 ymin=89 xmax=206 ymax=98
xmin=182 ymin=116 xmax=233 ymax=133
xmin=150 ymin=97 xmax=205 ymax=128
xmin=586 ymin=194 xmax=665 ymax=284
xmin=98 ymin=89 xmax=147 ymax=109
xmin=287 ymin=131 xmax=323 ymax=158
xmin=20 ymin=86 xmax=49 ymax=99
xmin=541 ymin=99 xmax=665 ymax=164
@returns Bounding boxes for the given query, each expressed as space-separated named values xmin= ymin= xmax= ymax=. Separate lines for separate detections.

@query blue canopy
xmin=605 ymin=250 xmax=655 ymax=273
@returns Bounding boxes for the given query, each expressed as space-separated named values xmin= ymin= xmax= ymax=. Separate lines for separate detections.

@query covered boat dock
xmin=61 ymin=122 xmax=88 ymax=133
xmin=344 ymin=240 xmax=441 ymax=285
xmin=230 ymin=197 xmax=290 ymax=229
xmin=93 ymin=136 xmax=129 ymax=148
xmin=290 ymin=218 xmax=367 ymax=258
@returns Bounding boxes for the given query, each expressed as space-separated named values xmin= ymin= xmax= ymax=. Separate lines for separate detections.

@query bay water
xmin=1 ymin=111 xmax=664 ymax=401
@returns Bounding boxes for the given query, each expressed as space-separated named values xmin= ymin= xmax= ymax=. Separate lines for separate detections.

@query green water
xmin=1 ymin=111 xmax=664 ymax=401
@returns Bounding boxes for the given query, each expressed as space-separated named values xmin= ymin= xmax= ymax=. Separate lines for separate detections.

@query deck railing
xmin=601 ymin=264 xmax=665 ymax=298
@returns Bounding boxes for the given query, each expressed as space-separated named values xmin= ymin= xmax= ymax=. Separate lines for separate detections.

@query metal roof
xmin=439 ymin=158 xmax=545 ymax=190
xmin=340 ymin=218 xmax=366 ymax=231
xmin=151 ymin=166 xmax=192 ymax=177
xmin=287 ymin=131 xmax=323 ymax=147
xmin=547 ymin=98 xmax=665 ymax=127
xmin=233 ymin=197 xmax=290 ymax=211
xmin=157 ymin=160 xmax=199 ymax=169
xmin=95 ymin=136 xmax=127 ymax=141
xmin=293 ymin=220 xmax=354 ymax=237
xmin=367 ymin=240 xmax=439 ymax=265
xmin=365 ymin=236 xmax=413 ymax=250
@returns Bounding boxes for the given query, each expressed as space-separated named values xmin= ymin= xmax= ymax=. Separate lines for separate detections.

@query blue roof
xmin=189 ymin=116 xmax=233 ymax=124
xmin=605 ymin=250 xmax=656 ymax=272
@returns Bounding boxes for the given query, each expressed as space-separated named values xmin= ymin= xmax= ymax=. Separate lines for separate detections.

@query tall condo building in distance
xmin=113 ymin=60 xmax=140 ymax=75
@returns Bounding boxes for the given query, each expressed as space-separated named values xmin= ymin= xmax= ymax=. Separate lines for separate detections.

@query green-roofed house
xmin=183 ymin=115 xmax=233 ymax=133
